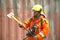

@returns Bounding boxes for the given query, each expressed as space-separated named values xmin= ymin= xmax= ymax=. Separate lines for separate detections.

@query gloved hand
xmin=26 ymin=24 xmax=37 ymax=36
xmin=18 ymin=24 xmax=24 ymax=28
xmin=26 ymin=32 xmax=33 ymax=36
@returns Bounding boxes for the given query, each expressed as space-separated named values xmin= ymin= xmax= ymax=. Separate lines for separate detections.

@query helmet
xmin=32 ymin=5 xmax=42 ymax=11
xmin=32 ymin=4 xmax=44 ymax=14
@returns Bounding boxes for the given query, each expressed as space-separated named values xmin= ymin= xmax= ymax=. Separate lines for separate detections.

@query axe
xmin=7 ymin=12 xmax=30 ymax=32
xmin=7 ymin=12 xmax=22 ymax=25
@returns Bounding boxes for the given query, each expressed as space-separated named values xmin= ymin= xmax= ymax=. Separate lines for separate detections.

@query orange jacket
xmin=23 ymin=16 xmax=49 ymax=40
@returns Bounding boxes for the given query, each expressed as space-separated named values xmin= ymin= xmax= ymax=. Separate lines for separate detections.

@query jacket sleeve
xmin=23 ymin=18 xmax=31 ymax=28
xmin=36 ymin=18 xmax=49 ymax=40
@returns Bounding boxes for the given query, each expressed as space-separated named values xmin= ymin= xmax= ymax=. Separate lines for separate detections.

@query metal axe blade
xmin=7 ymin=12 xmax=14 ymax=18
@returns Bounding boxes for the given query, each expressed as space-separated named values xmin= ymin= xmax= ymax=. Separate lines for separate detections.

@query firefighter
xmin=19 ymin=4 xmax=49 ymax=40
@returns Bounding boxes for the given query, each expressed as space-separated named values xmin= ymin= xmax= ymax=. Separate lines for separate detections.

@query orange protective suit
xmin=23 ymin=16 xmax=49 ymax=40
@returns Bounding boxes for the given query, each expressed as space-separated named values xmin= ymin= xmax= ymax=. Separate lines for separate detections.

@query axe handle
xmin=11 ymin=16 xmax=31 ymax=33
xmin=12 ymin=16 xmax=22 ymax=25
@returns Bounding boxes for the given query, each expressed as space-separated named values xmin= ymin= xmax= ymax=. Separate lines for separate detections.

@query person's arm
xmin=19 ymin=18 xmax=31 ymax=28
xmin=35 ymin=18 xmax=49 ymax=40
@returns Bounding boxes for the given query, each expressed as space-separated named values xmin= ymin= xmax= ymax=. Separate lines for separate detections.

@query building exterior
xmin=0 ymin=0 xmax=60 ymax=40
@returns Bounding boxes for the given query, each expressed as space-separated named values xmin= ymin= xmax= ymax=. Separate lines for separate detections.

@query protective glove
xmin=26 ymin=32 xmax=34 ymax=36
xmin=18 ymin=24 xmax=24 ymax=28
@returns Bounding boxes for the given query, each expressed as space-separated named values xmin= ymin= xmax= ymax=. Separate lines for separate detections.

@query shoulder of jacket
xmin=42 ymin=18 xmax=48 ymax=23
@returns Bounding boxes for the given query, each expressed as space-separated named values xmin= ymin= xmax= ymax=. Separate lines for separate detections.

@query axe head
xmin=7 ymin=12 xmax=14 ymax=18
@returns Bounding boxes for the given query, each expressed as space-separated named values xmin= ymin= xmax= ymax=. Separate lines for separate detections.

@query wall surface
xmin=0 ymin=0 xmax=60 ymax=40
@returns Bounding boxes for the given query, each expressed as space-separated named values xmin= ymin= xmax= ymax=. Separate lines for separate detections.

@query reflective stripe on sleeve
xmin=39 ymin=32 xmax=44 ymax=37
